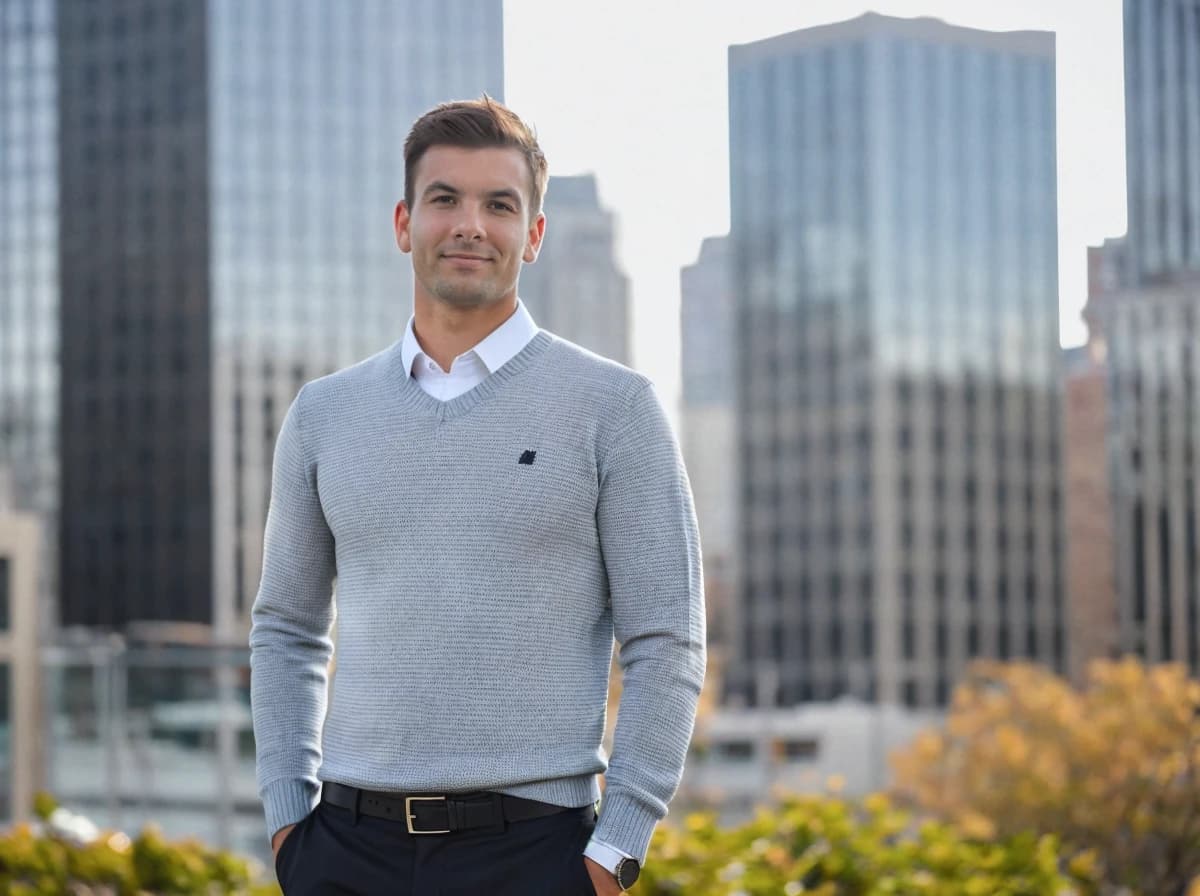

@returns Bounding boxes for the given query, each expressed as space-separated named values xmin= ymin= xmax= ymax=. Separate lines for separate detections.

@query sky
xmin=503 ymin=0 xmax=1128 ymax=410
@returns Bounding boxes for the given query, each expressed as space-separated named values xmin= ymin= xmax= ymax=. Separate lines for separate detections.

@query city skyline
xmin=506 ymin=0 xmax=1126 ymax=411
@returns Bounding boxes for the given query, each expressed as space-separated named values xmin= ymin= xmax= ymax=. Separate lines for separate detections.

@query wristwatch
xmin=614 ymin=857 xmax=641 ymax=889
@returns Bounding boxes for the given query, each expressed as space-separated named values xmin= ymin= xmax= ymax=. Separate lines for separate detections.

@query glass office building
xmin=1097 ymin=0 xmax=1200 ymax=672
xmin=0 ymin=0 xmax=58 ymax=638
xmin=50 ymin=0 xmax=504 ymax=635
xmin=1123 ymin=0 xmax=1200 ymax=285
xmin=725 ymin=14 xmax=1064 ymax=709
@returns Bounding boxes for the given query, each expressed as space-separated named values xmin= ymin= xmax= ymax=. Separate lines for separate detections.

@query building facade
xmin=0 ymin=487 xmax=44 ymax=823
xmin=1063 ymin=342 xmax=1119 ymax=685
xmin=725 ymin=14 xmax=1064 ymax=709
xmin=1102 ymin=278 xmax=1200 ymax=669
xmin=516 ymin=174 xmax=630 ymax=365
xmin=48 ymin=0 xmax=504 ymax=638
xmin=680 ymin=235 xmax=737 ymax=678
xmin=1093 ymin=0 xmax=1200 ymax=673
xmin=0 ymin=0 xmax=59 ymax=640
xmin=1123 ymin=0 xmax=1200 ymax=286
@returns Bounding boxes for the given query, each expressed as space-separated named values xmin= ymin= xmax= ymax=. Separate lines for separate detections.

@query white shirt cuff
xmin=583 ymin=836 xmax=635 ymax=874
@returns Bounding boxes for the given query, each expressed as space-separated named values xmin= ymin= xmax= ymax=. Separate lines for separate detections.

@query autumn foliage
xmin=890 ymin=657 xmax=1200 ymax=895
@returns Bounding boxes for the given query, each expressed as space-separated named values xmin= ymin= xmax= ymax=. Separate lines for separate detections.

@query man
xmin=250 ymin=96 xmax=705 ymax=895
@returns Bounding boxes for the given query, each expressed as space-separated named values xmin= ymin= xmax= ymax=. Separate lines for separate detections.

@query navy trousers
xmin=274 ymin=799 xmax=600 ymax=895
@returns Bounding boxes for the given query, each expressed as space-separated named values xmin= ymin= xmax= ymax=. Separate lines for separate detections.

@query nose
xmin=453 ymin=203 xmax=486 ymax=241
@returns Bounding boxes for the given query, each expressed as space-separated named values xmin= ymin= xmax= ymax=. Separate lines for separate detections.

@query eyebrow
xmin=422 ymin=181 xmax=523 ymax=208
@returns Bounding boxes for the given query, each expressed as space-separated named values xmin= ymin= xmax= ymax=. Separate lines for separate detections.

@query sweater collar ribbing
xmin=386 ymin=330 xmax=555 ymax=421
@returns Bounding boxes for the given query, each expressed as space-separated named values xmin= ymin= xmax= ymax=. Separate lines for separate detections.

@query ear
xmin=394 ymin=200 xmax=413 ymax=253
xmin=523 ymin=211 xmax=546 ymax=264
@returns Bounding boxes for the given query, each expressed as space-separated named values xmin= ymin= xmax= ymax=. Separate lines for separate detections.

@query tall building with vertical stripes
xmin=680 ymin=235 xmax=737 ymax=685
xmin=517 ymin=174 xmax=630 ymax=366
xmin=7 ymin=0 xmax=504 ymax=639
xmin=0 ymin=0 xmax=59 ymax=641
xmin=1123 ymin=0 xmax=1200 ymax=285
xmin=1091 ymin=0 xmax=1200 ymax=671
xmin=724 ymin=14 xmax=1064 ymax=709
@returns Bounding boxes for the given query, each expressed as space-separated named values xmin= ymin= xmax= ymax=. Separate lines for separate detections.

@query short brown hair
xmin=403 ymin=96 xmax=549 ymax=218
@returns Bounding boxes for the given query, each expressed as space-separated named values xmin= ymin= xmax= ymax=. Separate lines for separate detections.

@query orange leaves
xmin=890 ymin=656 xmax=1200 ymax=893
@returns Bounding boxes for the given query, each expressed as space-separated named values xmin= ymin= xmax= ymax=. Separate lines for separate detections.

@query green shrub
xmin=0 ymin=793 xmax=279 ymax=895
xmin=1 ymin=791 xmax=1098 ymax=894
xmin=640 ymin=792 xmax=1100 ymax=895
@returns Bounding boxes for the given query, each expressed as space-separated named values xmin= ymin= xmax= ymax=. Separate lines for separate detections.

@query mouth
xmin=442 ymin=253 xmax=492 ymax=262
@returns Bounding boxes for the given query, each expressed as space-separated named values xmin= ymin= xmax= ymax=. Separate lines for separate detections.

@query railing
xmin=38 ymin=642 xmax=270 ymax=864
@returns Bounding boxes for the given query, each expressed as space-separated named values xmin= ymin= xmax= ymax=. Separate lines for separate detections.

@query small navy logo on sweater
xmin=518 ymin=450 xmax=537 ymax=465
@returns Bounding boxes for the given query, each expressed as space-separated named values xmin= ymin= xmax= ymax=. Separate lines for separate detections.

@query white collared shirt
xmin=400 ymin=298 xmax=539 ymax=400
xmin=398 ymin=296 xmax=634 ymax=873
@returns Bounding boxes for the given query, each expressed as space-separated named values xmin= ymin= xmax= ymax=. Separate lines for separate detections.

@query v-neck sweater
xmin=249 ymin=330 xmax=706 ymax=862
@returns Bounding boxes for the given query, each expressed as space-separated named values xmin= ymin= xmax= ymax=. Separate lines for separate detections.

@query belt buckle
xmin=405 ymin=795 xmax=450 ymax=834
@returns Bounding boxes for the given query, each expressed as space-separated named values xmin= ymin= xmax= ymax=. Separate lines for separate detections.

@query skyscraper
xmin=517 ymin=174 xmax=630 ymax=365
xmin=1093 ymin=0 xmax=1200 ymax=672
xmin=44 ymin=0 xmax=504 ymax=637
xmin=0 ymin=0 xmax=58 ymax=639
xmin=680 ymin=235 xmax=736 ymax=675
xmin=725 ymin=14 xmax=1064 ymax=709
xmin=1123 ymin=0 xmax=1200 ymax=285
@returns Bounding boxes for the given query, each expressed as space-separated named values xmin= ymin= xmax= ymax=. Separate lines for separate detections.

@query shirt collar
xmin=400 ymin=298 xmax=539 ymax=378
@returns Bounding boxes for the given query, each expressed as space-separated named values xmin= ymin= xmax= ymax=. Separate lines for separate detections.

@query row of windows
xmin=705 ymin=737 xmax=820 ymax=764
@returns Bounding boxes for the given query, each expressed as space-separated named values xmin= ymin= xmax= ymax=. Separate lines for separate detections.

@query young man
xmin=250 ymin=97 xmax=705 ymax=895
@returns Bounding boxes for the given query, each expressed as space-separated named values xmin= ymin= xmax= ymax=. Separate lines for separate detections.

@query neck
xmin=411 ymin=294 xmax=518 ymax=372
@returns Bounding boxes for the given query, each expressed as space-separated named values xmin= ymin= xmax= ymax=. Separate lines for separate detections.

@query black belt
xmin=320 ymin=782 xmax=575 ymax=834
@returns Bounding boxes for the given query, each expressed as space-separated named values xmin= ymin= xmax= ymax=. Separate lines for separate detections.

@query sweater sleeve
xmin=248 ymin=385 xmax=337 ymax=840
xmin=592 ymin=381 xmax=707 ymax=862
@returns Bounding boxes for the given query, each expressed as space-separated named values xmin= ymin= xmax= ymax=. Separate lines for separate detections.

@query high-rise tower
xmin=726 ymin=14 xmax=1063 ymax=708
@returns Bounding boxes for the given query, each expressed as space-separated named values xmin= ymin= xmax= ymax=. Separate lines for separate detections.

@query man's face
xmin=394 ymin=145 xmax=545 ymax=311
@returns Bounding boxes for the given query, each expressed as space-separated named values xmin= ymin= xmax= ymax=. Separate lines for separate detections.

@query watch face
xmin=616 ymin=858 xmax=640 ymax=889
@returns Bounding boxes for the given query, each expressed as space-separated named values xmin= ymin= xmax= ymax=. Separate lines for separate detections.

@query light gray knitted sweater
xmin=249 ymin=330 xmax=705 ymax=861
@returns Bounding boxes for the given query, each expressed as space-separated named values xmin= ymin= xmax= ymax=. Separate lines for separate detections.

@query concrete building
xmin=725 ymin=14 xmax=1064 ymax=710
xmin=1063 ymin=342 xmax=1119 ymax=685
xmin=1100 ymin=277 xmax=1200 ymax=668
xmin=680 ymin=236 xmax=737 ymax=685
xmin=0 ymin=469 xmax=45 ymax=824
xmin=679 ymin=700 xmax=939 ymax=819
xmin=517 ymin=174 xmax=631 ymax=365
xmin=1123 ymin=0 xmax=1200 ymax=285
xmin=1063 ymin=238 xmax=1126 ymax=686
xmin=39 ymin=1 xmax=503 ymax=640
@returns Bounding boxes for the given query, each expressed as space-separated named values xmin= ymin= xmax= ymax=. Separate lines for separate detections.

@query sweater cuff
xmin=262 ymin=778 xmax=319 ymax=842
xmin=592 ymin=789 xmax=661 ymax=863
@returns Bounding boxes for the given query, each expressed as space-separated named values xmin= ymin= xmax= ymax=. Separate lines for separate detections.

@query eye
xmin=489 ymin=201 xmax=516 ymax=213
xmin=431 ymin=195 xmax=455 ymax=205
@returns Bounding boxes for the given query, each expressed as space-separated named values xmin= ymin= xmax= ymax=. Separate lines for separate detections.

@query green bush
xmin=640 ymin=792 xmax=1101 ymax=895
xmin=0 ymin=794 xmax=279 ymax=895
xmin=0 ymin=791 xmax=1098 ymax=894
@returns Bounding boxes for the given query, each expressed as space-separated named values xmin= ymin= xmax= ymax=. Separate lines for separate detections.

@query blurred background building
xmin=722 ymin=14 xmax=1064 ymax=710
xmin=517 ymin=173 xmax=631 ymax=365
xmin=681 ymin=235 xmax=736 ymax=693
xmin=1 ymin=0 xmax=506 ymax=856
xmin=0 ymin=0 xmax=59 ymax=644
xmin=1062 ymin=241 xmax=1123 ymax=685
xmin=37 ymin=0 xmax=503 ymax=640
xmin=0 ymin=469 xmax=43 ymax=824
xmin=1089 ymin=0 xmax=1200 ymax=672
xmin=1121 ymin=0 xmax=1200 ymax=287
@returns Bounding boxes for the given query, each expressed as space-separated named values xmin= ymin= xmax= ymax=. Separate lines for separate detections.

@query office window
xmin=715 ymin=740 xmax=755 ymax=762
xmin=780 ymin=738 xmax=820 ymax=761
